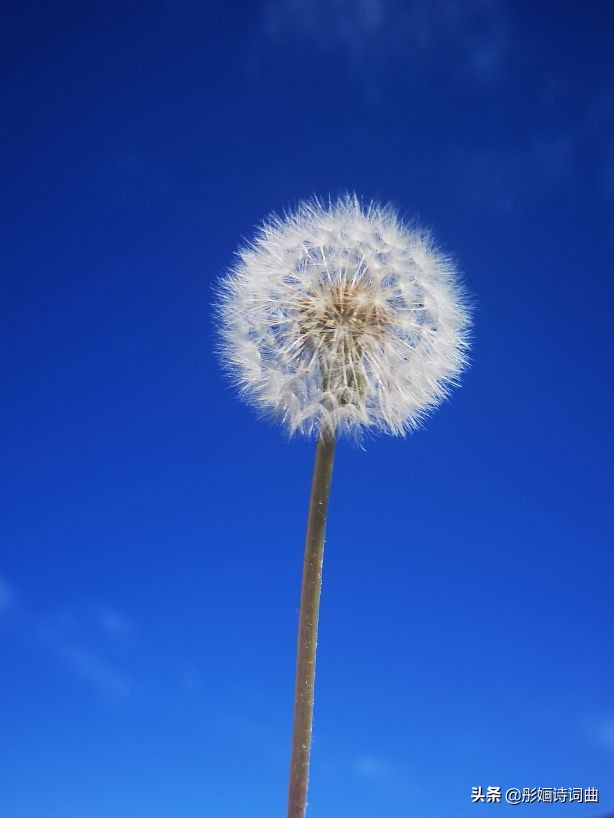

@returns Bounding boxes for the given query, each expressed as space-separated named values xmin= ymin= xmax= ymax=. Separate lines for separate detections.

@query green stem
xmin=286 ymin=434 xmax=336 ymax=818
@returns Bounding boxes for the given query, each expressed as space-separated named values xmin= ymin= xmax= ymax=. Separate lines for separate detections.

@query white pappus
xmin=216 ymin=195 xmax=471 ymax=438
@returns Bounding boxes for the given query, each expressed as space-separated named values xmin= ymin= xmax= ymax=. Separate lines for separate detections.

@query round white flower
xmin=217 ymin=196 xmax=471 ymax=438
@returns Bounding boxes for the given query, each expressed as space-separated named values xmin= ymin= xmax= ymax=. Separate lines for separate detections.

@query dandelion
xmin=216 ymin=195 xmax=471 ymax=818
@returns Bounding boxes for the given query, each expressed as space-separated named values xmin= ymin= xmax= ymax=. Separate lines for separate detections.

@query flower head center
xmin=295 ymin=280 xmax=391 ymax=401
xmin=297 ymin=281 xmax=389 ymax=351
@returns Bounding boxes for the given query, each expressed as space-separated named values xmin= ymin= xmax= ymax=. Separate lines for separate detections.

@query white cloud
xmin=593 ymin=717 xmax=614 ymax=751
xmin=40 ymin=616 xmax=132 ymax=701
xmin=440 ymin=129 xmax=578 ymax=216
xmin=0 ymin=575 xmax=15 ymax=611
xmin=355 ymin=753 xmax=394 ymax=782
xmin=262 ymin=0 xmax=510 ymax=85
xmin=604 ymin=149 xmax=614 ymax=202
xmin=97 ymin=606 xmax=135 ymax=639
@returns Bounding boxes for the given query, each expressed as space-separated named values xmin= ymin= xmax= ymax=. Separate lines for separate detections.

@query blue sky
xmin=2 ymin=1 xmax=614 ymax=816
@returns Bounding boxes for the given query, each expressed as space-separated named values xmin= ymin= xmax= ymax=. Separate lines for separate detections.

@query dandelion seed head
xmin=216 ymin=195 xmax=471 ymax=438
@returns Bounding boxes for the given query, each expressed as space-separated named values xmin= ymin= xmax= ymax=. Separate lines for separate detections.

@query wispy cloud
xmin=441 ymin=132 xmax=576 ymax=216
xmin=442 ymin=83 xmax=614 ymax=215
xmin=0 ymin=574 xmax=15 ymax=611
xmin=0 ymin=579 xmax=210 ymax=708
xmin=584 ymin=91 xmax=614 ymax=203
xmin=40 ymin=617 xmax=132 ymax=701
xmin=97 ymin=606 xmax=136 ymax=639
xmin=0 ymin=575 xmax=134 ymax=701
xmin=592 ymin=717 xmax=614 ymax=751
xmin=604 ymin=150 xmax=614 ymax=202
xmin=262 ymin=0 xmax=510 ymax=87
xmin=354 ymin=753 xmax=395 ymax=782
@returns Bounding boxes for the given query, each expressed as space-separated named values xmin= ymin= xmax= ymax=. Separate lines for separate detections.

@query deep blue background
xmin=2 ymin=2 xmax=613 ymax=816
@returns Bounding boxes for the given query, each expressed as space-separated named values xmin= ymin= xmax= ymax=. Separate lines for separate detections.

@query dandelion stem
xmin=287 ymin=433 xmax=336 ymax=818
